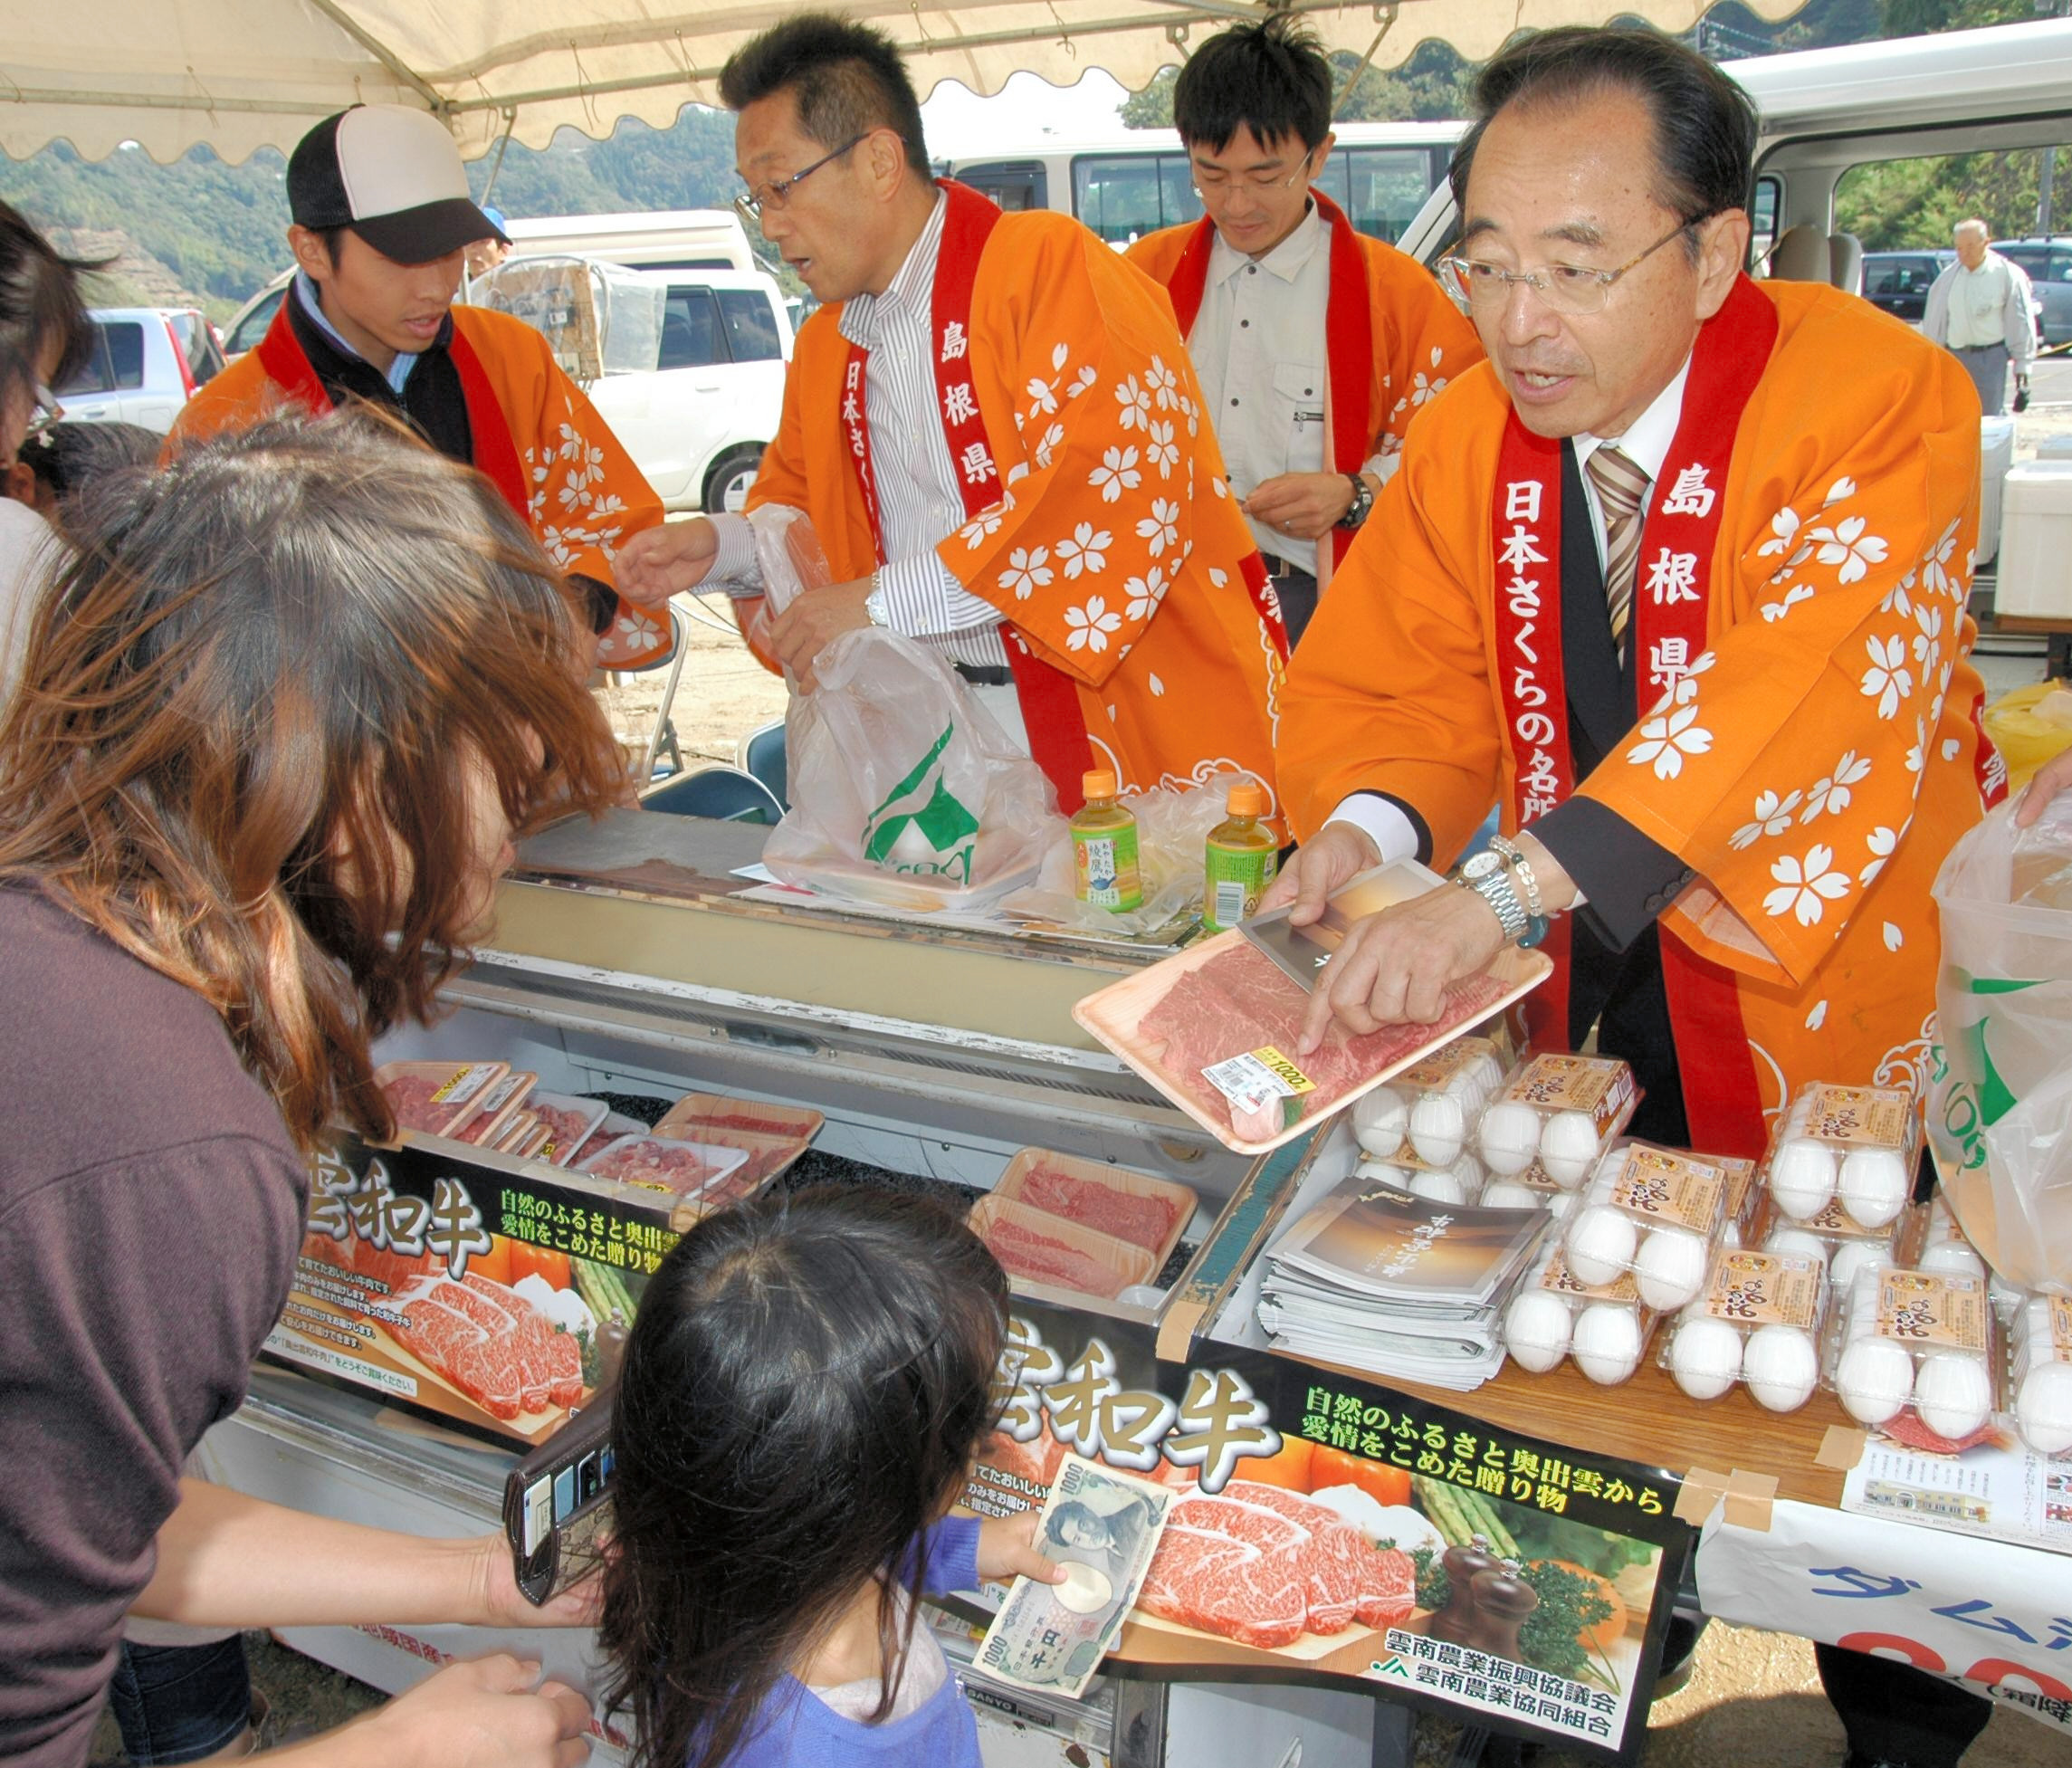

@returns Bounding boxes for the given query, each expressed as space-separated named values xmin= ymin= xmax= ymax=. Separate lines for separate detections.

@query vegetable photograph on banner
xmin=960 ymin=1304 xmax=1689 ymax=1762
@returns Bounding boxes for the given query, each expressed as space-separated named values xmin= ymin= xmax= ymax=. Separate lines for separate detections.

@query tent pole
xmin=1332 ymin=5 xmax=1399 ymax=121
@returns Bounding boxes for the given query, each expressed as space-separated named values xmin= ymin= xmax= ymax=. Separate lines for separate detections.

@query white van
xmin=499 ymin=209 xmax=756 ymax=273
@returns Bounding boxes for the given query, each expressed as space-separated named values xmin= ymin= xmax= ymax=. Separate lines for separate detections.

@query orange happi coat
xmin=172 ymin=300 xmax=670 ymax=666
xmin=1127 ymin=192 xmax=1483 ymax=587
xmin=747 ymin=197 xmax=1285 ymax=822
xmin=1279 ymin=278 xmax=2000 ymax=1142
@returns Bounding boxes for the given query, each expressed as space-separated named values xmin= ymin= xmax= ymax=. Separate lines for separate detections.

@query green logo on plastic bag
xmin=1934 ymin=970 xmax=2045 ymax=1172
xmin=862 ymin=722 xmax=979 ymax=884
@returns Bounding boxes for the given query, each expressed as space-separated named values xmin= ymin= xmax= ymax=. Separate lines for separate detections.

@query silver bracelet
xmin=1486 ymin=831 xmax=1543 ymax=919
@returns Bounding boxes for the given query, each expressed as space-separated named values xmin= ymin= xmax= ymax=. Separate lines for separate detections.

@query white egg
xmin=1481 ymin=1180 xmax=1544 ymax=1213
xmin=1913 ymin=1352 xmax=1992 ymax=1441
xmin=1355 ymin=1159 xmax=1415 ymax=1190
xmin=1670 ymin=1316 xmax=1745 ymax=1400
xmin=1742 ymin=1324 xmax=1820 ymax=1413
xmin=1478 ymin=1102 xmax=1544 ymax=1176
xmin=1764 ymin=1228 xmax=1831 ymax=1269
xmin=1835 ymin=1336 xmax=1916 ymax=1426
xmin=1408 ymin=1094 xmax=1467 ymax=1167
xmin=1571 ymin=1303 xmax=1644 ymax=1385
xmin=1829 ymin=1239 xmax=1893 ymax=1295
xmin=1539 ymin=1112 xmax=1602 ymax=1188
xmin=1352 ymin=1085 xmax=1408 ymax=1160
xmin=1407 ymin=1169 xmax=1467 ymax=1207
xmin=1635 ymin=1228 xmax=1711 ymax=1312
xmin=1503 ymin=1291 xmax=1574 ymax=1373
xmin=1917 ymin=1240 xmax=1985 ymax=1282
xmin=1768 ymin=1139 xmax=1838 ymax=1220
xmin=1564 ymin=1204 xmax=1638 ymax=1287
xmin=1546 ymin=1190 xmax=1581 ymax=1224
xmin=1466 ymin=1050 xmax=1507 ymax=1103
xmin=2016 ymin=1362 xmax=2072 ymax=1456
xmin=1838 ymin=1147 xmax=1909 ymax=1229
xmin=2014 ymin=1296 xmax=2056 ymax=1351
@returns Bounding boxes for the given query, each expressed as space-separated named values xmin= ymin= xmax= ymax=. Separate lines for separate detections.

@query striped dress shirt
xmin=709 ymin=194 xmax=1009 ymax=671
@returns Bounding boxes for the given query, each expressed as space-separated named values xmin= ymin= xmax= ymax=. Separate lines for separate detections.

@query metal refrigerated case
xmin=203 ymin=811 xmax=1397 ymax=1768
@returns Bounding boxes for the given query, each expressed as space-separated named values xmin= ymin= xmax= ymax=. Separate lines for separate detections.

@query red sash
xmin=1487 ymin=273 xmax=1780 ymax=1157
xmin=1161 ymin=188 xmax=1374 ymax=571
xmin=254 ymin=293 xmax=530 ymax=518
xmin=839 ymin=181 xmax=1094 ymax=812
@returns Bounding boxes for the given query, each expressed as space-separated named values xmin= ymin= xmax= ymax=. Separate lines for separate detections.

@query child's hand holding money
xmin=976 ymin=1512 xmax=1065 ymax=1587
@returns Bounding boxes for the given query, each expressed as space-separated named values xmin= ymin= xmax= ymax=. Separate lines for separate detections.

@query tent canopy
xmin=6 ymin=1 xmax=1806 ymax=166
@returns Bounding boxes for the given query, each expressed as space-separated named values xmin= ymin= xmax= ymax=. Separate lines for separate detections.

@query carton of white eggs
xmin=1501 ymin=1248 xmax=1663 ymax=1386
xmin=1828 ymin=1265 xmax=1998 ymax=1441
xmin=1760 ymin=1195 xmax=1923 ymax=1298
xmin=1354 ymin=1152 xmax=1488 ymax=1208
xmin=2008 ymin=1292 xmax=2072 ymax=1457
xmin=1716 ymin=1157 xmax=1762 ymax=1251
xmin=1474 ymin=1053 xmax=1638 ymax=1190
xmin=1657 ymin=1247 xmax=1828 ymax=1411
xmin=1350 ymin=1036 xmax=1505 ymax=1165
xmin=1559 ymin=1142 xmax=1730 ymax=1314
xmin=1762 ymin=1081 xmax=1920 ymax=1228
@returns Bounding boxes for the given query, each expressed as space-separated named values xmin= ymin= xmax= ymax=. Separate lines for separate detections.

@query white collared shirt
xmin=293 ymin=272 xmax=420 ymax=394
xmin=1188 ymin=204 xmax=1391 ymax=573
xmin=1325 ymin=355 xmax=1694 ymax=870
xmin=709 ymin=193 xmax=1007 ymax=671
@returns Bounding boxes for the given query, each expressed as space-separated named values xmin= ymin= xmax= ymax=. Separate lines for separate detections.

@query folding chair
xmin=638 ymin=763 xmax=785 ymax=826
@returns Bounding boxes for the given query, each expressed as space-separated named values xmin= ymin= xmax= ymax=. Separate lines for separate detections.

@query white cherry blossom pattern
xmin=1066 ymin=365 xmax=1098 ymax=400
xmin=1177 ymin=388 xmax=1201 ymax=438
xmin=1879 ymin=569 xmax=1918 ymax=619
xmin=1825 ymin=476 xmax=1857 ymax=505
xmin=1124 ymin=565 xmax=1170 ymax=624
xmin=998 ymin=546 xmax=1054 ymax=601
xmin=959 ymin=506 xmax=1005 ymax=550
xmin=1764 ymin=844 xmax=1851 ymax=927
xmin=1912 ymin=601 xmax=1944 ymax=672
xmin=1113 ymin=374 xmax=1151 ymax=432
xmin=1805 ymin=999 xmax=1829 ymax=1032
xmin=1730 ymin=788 xmax=1804 ymax=850
xmin=1860 ymin=634 xmax=1914 ymax=720
xmin=1808 ymin=513 xmax=1889 ymax=585
xmin=1065 ymin=595 xmax=1122 ymax=654
xmin=1921 ymin=518 xmax=1963 ymax=600
xmin=1626 ymin=702 xmax=1713 ymax=781
xmin=1801 ymin=750 xmax=1872 ymax=823
xmin=1211 ymin=474 xmax=1231 ymax=501
xmin=1756 ymin=504 xmax=1810 ymax=569
xmin=1033 ymin=422 xmax=1066 ymax=470
xmin=524 ymin=404 xmax=631 ymax=568
xmin=1136 ymin=498 xmax=1180 ymax=558
xmin=1859 ymin=825 xmax=1897 ymax=887
xmin=1088 ymin=446 xmax=1142 ymax=503
xmin=1147 ymin=420 xmax=1179 ymax=478
xmin=1145 ymin=356 xmax=1179 ymax=411
xmin=1761 ymin=583 xmax=1817 ymax=624
xmin=1883 ymin=922 xmax=1905 ymax=952
xmin=1024 ymin=342 xmax=1069 ymax=421
xmin=1055 ymin=523 xmax=1112 ymax=579
xmin=1904 ymin=716 xmax=1926 ymax=775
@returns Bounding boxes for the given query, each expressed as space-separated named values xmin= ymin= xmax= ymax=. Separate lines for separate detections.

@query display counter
xmin=204 ymin=809 xmax=2072 ymax=1765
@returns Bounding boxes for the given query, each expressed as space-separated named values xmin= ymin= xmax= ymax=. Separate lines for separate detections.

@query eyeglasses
xmin=1191 ymin=148 xmax=1317 ymax=200
xmin=23 ymin=379 xmax=63 ymax=440
xmin=1439 ymin=218 xmax=1704 ymax=316
xmin=734 ymin=134 xmax=867 ymax=225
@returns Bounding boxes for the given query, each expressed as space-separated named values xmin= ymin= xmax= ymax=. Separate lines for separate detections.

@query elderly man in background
xmin=1923 ymin=219 xmax=2037 ymax=416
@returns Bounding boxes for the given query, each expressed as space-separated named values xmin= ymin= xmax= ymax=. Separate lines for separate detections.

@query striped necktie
xmin=1585 ymin=444 xmax=1651 ymax=652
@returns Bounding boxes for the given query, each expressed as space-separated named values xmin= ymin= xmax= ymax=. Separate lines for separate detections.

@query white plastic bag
xmin=1928 ymin=793 xmax=2072 ymax=1292
xmin=1000 ymin=780 xmax=1247 ymax=934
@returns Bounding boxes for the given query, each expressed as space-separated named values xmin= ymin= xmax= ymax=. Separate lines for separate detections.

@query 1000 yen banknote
xmin=975 ymin=1453 xmax=1173 ymax=1700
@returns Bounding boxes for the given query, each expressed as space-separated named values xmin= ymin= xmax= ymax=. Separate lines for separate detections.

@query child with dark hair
xmin=599 ymin=1185 xmax=1063 ymax=1768
xmin=13 ymin=419 xmax=161 ymax=534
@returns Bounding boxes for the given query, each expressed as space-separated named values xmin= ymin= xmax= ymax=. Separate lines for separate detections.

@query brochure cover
xmin=1240 ymin=859 xmax=1447 ymax=992
xmin=1267 ymin=1178 xmax=1550 ymax=1311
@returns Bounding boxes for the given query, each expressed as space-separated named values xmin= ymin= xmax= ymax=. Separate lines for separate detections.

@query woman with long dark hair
xmin=0 ymin=410 xmax=626 ymax=1768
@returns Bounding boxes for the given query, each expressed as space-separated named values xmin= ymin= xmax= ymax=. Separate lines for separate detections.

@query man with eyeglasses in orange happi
xmin=1125 ymin=18 xmax=1479 ymax=647
xmin=1268 ymin=26 xmax=2000 ymax=1181
xmin=613 ymin=13 xmax=1285 ymax=823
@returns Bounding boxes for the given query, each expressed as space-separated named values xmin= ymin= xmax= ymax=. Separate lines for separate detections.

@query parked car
xmin=1992 ymin=239 xmax=2072 ymax=346
xmin=1862 ymin=249 xmax=1952 ymax=324
xmin=222 ymin=272 xmax=289 ymax=358
xmin=56 ymin=307 xmax=225 ymax=433
xmin=580 ymin=268 xmax=790 ymax=512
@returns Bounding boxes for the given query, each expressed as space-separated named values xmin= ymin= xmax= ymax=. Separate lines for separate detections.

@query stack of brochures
xmin=1256 ymin=1177 xmax=1548 ymax=1391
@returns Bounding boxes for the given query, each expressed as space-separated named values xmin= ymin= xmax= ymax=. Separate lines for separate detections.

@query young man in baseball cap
xmin=172 ymin=104 xmax=670 ymax=666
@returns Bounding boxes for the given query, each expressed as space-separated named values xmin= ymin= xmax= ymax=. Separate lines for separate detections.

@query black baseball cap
xmin=288 ymin=105 xmax=510 ymax=266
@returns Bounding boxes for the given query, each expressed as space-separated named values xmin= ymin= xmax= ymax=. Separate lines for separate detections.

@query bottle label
xmin=1074 ymin=825 xmax=1141 ymax=910
xmin=1203 ymin=841 xmax=1277 ymax=932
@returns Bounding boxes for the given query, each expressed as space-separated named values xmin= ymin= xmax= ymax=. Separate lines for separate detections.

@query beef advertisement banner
xmin=960 ymin=1303 xmax=1689 ymax=1763
xmin=263 ymin=1134 xmax=679 ymax=1447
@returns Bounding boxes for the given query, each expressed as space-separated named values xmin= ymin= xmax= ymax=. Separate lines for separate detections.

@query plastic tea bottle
xmin=1202 ymin=779 xmax=1278 ymax=932
xmin=1072 ymin=770 xmax=1142 ymax=912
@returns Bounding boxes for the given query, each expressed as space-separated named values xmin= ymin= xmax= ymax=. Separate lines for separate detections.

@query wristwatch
xmin=1486 ymin=831 xmax=1543 ymax=919
xmin=1456 ymin=849 xmax=1549 ymax=950
xmin=1339 ymin=473 xmax=1375 ymax=530
xmin=864 ymin=569 xmax=890 ymax=627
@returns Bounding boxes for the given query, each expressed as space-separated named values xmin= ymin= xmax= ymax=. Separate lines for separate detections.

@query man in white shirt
xmin=1922 ymin=220 xmax=2038 ymax=417
xmin=614 ymin=13 xmax=1284 ymax=818
xmin=1125 ymin=19 xmax=1480 ymax=646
